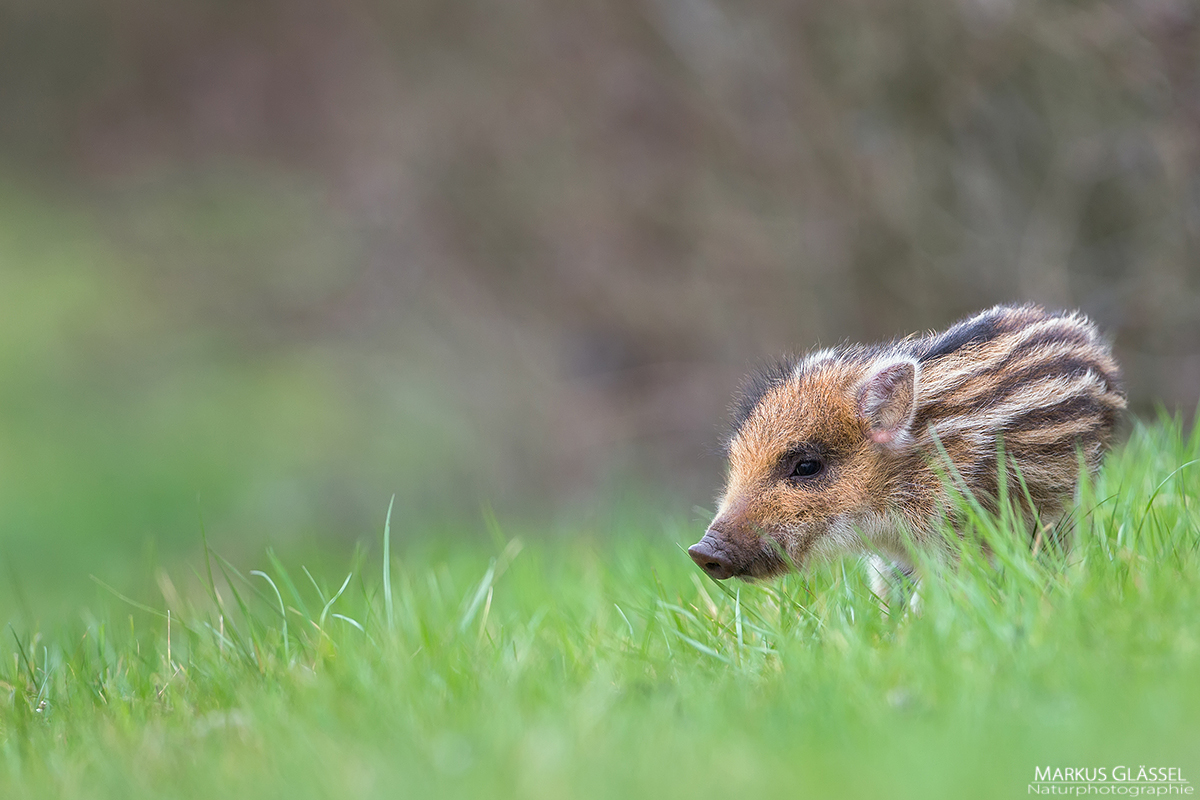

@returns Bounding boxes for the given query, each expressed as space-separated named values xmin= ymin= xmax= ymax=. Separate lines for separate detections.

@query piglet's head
xmin=688 ymin=355 xmax=920 ymax=580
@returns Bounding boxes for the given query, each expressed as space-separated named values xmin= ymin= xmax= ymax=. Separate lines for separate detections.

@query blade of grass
xmin=384 ymin=494 xmax=396 ymax=633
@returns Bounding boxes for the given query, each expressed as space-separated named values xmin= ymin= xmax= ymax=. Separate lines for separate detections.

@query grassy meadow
xmin=1 ymin=4 xmax=1198 ymax=794
xmin=0 ymin=415 xmax=1197 ymax=799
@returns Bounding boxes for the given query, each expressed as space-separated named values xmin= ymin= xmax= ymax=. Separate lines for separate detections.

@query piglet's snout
xmin=688 ymin=532 xmax=735 ymax=580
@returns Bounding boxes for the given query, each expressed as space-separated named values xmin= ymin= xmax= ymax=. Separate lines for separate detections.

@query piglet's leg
xmin=866 ymin=555 xmax=921 ymax=615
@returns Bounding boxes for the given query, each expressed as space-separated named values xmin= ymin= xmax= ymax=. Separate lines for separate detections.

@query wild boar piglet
xmin=688 ymin=304 xmax=1125 ymax=585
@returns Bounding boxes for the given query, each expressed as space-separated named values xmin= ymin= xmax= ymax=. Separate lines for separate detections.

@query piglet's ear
xmin=857 ymin=359 xmax=918 ymax=449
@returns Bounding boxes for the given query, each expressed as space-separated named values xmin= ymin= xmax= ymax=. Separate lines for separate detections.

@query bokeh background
xmin=1 ymin=0 xmax=1197 ymax=582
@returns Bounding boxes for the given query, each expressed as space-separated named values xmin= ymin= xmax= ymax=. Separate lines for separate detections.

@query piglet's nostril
xmin=688 ymin=538 xmax=735 ymax=580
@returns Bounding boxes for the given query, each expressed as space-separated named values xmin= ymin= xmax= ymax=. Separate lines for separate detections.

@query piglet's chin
xmin=736 ymin=555 xmax=791 ymax=581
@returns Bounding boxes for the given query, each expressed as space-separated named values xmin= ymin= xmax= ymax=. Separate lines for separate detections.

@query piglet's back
xmin=898 ymin=304 xmax=1124 ymax=518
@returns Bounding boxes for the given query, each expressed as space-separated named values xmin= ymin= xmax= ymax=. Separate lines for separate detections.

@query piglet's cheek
xmin=768 ymin=491 xmax=852 ymax=534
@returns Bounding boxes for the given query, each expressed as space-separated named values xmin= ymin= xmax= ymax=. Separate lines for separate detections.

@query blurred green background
xmin=0 ymin=0 xmax=1197 ymax=585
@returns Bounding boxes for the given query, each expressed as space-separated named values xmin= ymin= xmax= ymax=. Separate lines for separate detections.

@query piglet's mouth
xmin=687 ymin=532 xmax=789 ymax=581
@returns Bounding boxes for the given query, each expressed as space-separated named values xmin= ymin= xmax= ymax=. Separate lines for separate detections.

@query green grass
xmin=2 ymin=417 xmax=1199 ymax=799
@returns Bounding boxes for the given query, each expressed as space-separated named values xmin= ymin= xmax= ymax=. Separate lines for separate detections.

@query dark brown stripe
xmin=911 ymin=354 xmax=1119 ymax=433
xmin=982 ymin=324 xmax=1114 ymax=388
xmin=916 ymin=307 xmax=1037 ymax=363
xmin=1001 ymin=395 xmax=1105 ymax=434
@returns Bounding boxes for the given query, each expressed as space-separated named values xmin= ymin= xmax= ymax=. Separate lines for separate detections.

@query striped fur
xmin=694 ymin=304 xmax=1125 ymax=582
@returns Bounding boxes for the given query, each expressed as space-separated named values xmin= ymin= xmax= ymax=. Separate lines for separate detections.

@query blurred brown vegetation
xmin=1 ymin=0 xmax=1197 ymax=541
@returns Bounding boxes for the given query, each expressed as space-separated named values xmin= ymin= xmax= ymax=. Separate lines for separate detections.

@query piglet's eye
xmin=790 ymin=459 xmax=823 ymax=478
